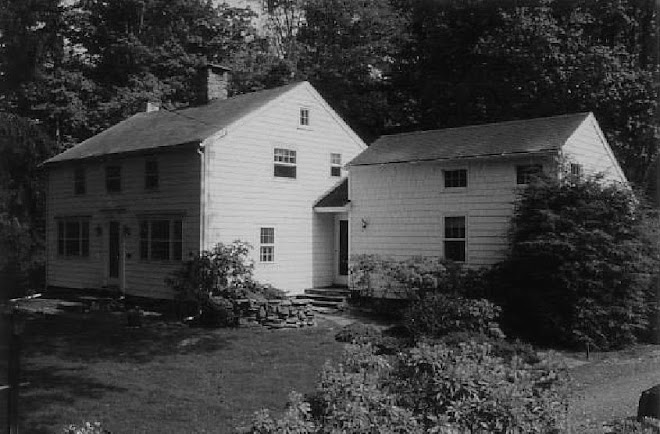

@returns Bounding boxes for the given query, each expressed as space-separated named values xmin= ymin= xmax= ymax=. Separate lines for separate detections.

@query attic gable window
xmin=300 ymin=108 xmax=310 ymax=126
xmin=260 ymin=227 xmax=274 ymax=262
xmin=331 ymin=153 xmax=342 ymax=177
xmin=105 ymin=165 xmax=121 ymax=193
xmin=444 ymin=169 xmax=467 ymax=188
xmin=145 ymin=159 xmax=159 ymax=190
xmin=74 ymin=167 xmax=86 ymax=195
xmin=516 ymin=164 xmax=543 ymax=184
xmin=274 ymin=148 xmax=297 ymax=178
xmin=570 ymin=163 xmax=583 ymax=177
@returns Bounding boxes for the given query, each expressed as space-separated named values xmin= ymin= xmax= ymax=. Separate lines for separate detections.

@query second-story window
xmin=331 ymin=153 xmax=342 ymax=177
xmin=444 ymin=169 xmax=467 ymax=188
xmin=516 ymin=164 xmax=543 ymax=184
xmin=274 ymin=148 xmax=297 ymax=178
xmin=300 ymin=108 xmax=310 ymax=126
xmin=74 ymin=167 xmax=86 ymax=195
xmin=145 ymin=159 xmax=159 ymax=190
xmin=105 ymin=165 xmax=121 ymax=193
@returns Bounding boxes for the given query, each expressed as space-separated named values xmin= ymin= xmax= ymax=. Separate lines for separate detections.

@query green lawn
xmin=20 ymin=309 xmax=344 ymax=433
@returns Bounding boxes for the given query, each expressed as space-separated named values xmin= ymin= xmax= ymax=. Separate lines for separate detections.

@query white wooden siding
xmin=203 ymin=83 xmax=365 ymax=294
xmin=46 ymin=149 xmax=201 ymax=298
xmin=563 ymin=115 xmax=628 ymax=184
xmin=349 ymin=156 xmax=555 ymax=267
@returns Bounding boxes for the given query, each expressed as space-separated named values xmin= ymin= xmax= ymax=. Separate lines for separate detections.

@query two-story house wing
xmin=346 ymin=112 xmax=627 ymax=267
xmin=43 ymin=69 xmax=366 ymax=299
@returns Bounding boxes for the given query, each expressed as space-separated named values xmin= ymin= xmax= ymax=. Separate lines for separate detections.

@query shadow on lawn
xmin=21 ymin=365 xmax=128 ymax=434
xmin=22 ymin=312 xmax=237 ymax=364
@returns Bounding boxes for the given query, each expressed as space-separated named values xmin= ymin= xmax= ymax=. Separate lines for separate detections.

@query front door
xmin=108 ymin=221 xmax=120 ymax=281
xmin=339 ymin=220 xmax=349 ymax=277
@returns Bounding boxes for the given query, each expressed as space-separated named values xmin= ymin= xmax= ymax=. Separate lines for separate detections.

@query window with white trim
xmin=516 ymin=164 xmax=543 ymax=184
xmin=444 ymin=169 xmax=467 ymax=188
xmin=570 ymin=163 xmax=582 ymax=177
xmin=444 ymin=216 xmax=466 ymax=262
xmin=331 ymin=153 xmax=342 ymax=177
xmin=274 ymin=148 xmax=296 ymax=178
xmin=145 ymin=159 xmax=159 ymax=190
xmin=74 ymin=167 xmax=86 ymax=195
xmin=139 ymin=218 xmax=182 ymax=261
xmin=300 ymin=108 xmax=310 ymax=126
xmin=106 ymin=165 xmax=121 ymax=193
xmin=260 ymin=227 xmax=274 ymax=262
xmin=57 ymin=219 xmax=90 ymax=257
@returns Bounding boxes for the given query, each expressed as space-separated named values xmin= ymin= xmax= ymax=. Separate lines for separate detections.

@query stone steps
xmin=295 ymin=287 xmax=351 ymax=311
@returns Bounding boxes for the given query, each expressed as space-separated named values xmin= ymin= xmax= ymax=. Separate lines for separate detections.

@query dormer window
xmin=300 ymin=108 xmax=310 ymax=126
xmin=274 ymin=148 xmax=297 ymax=178
xmin=331 ymin=153 xmax=342 ymax=177
xmin=74 ymin=167 xmax=86 ymax=195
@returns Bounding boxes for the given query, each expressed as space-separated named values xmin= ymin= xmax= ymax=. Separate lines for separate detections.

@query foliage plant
xmin=247 ymin=341 xmax=568 ymax=433
xmin=495 ymin=175 xmax=660 ymax=349
xmin=62 ymin=422 xmax=107 ymax=434
xmin=166 ymin=241 xmax=284 ymax=326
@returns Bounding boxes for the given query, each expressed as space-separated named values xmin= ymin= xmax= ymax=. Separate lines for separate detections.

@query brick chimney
xmin=198 ymin=64 xmax=231 ymax=104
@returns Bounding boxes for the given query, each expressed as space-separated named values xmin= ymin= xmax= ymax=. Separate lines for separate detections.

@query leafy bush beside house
xmin=494 ymin=175 xmax=660 ymax=350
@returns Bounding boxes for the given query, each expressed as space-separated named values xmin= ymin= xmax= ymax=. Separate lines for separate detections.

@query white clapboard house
xmin=43 ymin=65 xmax=366 ymax=298
xmin=345 ymin=112 xmax=628 ymax=267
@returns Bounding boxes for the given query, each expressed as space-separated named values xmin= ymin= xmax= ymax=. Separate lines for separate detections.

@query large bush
xmin=166 ymin=241 xmax=284 ymax=326
xmin=495 ymin=175 xmax=660 ymax=350
xmin=247 ymin=340 xmax=568 ymax=433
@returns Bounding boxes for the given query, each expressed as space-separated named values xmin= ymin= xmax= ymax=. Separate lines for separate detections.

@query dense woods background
xmin=0 ymin=0 xmax=658 ymax=293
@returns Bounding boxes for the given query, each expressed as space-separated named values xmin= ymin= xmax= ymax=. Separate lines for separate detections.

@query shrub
xmin=166 ymin=241 xmax=285 ymax=326
xmin=247 ymin=341 xmax=567 ymax=433
xmin=404 ymin=293 xmax=502 ymax=339
xmin=335 ymin=322 xmax=382 ymax=344
xmin=62 ymin=422 xmax=107 ymax=434
xmin=495 ymin=176 xmax=660 ymax=350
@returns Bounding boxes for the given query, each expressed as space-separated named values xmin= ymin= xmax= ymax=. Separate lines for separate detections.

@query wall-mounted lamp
xmin=361 ymin=218 xmax=369 ymax=230
xmin=95 ymin=225 xmax=103 ymax=237
xmin=123 ymin=225 xmax=131 ymax=237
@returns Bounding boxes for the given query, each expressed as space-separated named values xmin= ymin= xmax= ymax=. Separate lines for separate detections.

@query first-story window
xmin=139 ymin=218 xmax=182 ymax=261
xmin=274 ymin=148 xmax=297 ymax=178
xmin=260 ymin=227 xmax=274 ymax=262
xmin=57 ymin=219 xmax=90 ymax=257
xmin=444 ymin=216 xmax=466 ymax=262
xmin=516 ymin=164 xmax=543 ymax=184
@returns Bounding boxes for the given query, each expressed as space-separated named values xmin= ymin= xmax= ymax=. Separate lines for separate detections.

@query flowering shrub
xmin=62 ymin=422 xmax=106 ymax=434
xmin=404 ymin=293 xmax=503 ymax=339
xmin=246 ymin=341 xmax=568 ymax=433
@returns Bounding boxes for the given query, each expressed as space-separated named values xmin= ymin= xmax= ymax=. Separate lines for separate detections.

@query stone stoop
xmin=294 ymin=286 xmax=351 ymax=311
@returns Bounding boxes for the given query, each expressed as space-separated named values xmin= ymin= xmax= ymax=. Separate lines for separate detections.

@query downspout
xmin=198 ymin=143 xmax=206 ymax=253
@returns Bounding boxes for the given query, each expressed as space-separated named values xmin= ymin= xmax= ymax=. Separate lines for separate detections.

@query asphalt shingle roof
xmin=44 ymin=82 xmax=302 ymax=164
xmin=349 ymin=112 xmax=591 ymax=166
xmin=314 ymin=178 xmax=348 ymax=208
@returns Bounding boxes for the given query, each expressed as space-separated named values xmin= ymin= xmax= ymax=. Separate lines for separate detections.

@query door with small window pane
xmin=109 ymin=221 xmax=120 ymax=279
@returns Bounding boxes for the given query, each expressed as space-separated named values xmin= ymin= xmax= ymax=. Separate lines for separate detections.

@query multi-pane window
xmin=57 ymin=219 xmax=90 ymax=257
xmin=74 ymin=167 xmax=86 ymax=195
xmin=331 ymin=153 xmax=342 ymax=177
xmin=260 ymin=227 xmax=274 ymax=262
xmin=106 ymin=165 xmax=121 ymax=193
xmin=300 ymin=108 xmax=310 ymax=126
xmin=139 ymin=219 xmax=182 ymax=261
xmin=444 ymin=216 xmax=466 ymax=262
xmin=516 ymin=164 xmax=543 ymax=184
xmin=570 ymin=163 xmax=582 ymax=177
xmin=145 ymin=159 xmax=159 ymax=190
xmin=444 ymin=169 xmax=467 ymax=188
xmin=274 ymin=148 xmax=297 ymax=178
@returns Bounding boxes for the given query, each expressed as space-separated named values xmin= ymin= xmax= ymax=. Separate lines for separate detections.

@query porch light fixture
xmin=361 ymin=218 xmax=369 ymax=230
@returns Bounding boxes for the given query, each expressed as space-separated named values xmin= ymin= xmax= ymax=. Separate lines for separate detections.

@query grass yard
xmin=19 ymin=308 xmax=345 ymax=433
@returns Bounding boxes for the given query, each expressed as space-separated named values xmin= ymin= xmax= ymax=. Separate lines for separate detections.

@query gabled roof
xmin=314 ymin=178 xmax=348 ymax=208
xmin=44 ymin=82 xmax=302 ymax=164
xmin=349 ymin=112 xmax=591 ymax=166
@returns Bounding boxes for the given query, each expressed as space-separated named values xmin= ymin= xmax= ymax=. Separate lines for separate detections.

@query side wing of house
xmin=562 ymin=114 xmax=628 ymax=184
xmin=349 ymin=155 xmax=557 ymax=267
xmin=46 ymin=148 xmax=201 ymax=299
xmin=202 ymin=82 xmax=366 ymax=294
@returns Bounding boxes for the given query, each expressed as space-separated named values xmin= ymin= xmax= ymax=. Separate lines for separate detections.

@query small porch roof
xmin=314 ymin=178 xmax=349 ymax=212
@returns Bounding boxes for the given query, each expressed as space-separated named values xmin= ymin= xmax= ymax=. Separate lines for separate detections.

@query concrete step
xmin=297 ymin=293 xmax=346 ymax=303
xmin=304 ymin=287 xmax=351 ymax=297
xmin=293 ymin=296 xmax=345 ymax=310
